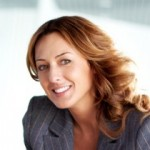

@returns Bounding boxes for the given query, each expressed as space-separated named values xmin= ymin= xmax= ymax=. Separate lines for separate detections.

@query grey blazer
xmin=23 ymin=96 xmax=150 ymax=150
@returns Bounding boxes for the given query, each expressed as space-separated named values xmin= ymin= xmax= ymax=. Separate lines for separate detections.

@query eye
xmin=37 ymin=64 xmax=49 ymax=71
xmin=61 ymin=59 xmax=71 ymax=65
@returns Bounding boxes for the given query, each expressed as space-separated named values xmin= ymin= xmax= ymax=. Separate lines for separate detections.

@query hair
xmin=27 ymin=16 xmax=150 ymax=138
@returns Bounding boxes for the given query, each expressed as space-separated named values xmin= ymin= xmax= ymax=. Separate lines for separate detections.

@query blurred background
xmin=0 ymin=0 xmax=150 ymax=149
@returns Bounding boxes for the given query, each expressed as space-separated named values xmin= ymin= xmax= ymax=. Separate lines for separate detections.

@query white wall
xmin=0 ymin=0 xmax=150 ymax=149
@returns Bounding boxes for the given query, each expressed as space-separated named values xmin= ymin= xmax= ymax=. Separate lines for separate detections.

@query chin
xmin=54 ymin=103 xmax=72 ymax=109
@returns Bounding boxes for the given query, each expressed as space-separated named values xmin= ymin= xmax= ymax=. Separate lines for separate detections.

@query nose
xmin=48 ymin=66 xmax=62 ymax=83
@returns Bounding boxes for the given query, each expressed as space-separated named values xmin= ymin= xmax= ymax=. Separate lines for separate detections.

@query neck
xmin=69 ymin=103 xmax=98 ymax=133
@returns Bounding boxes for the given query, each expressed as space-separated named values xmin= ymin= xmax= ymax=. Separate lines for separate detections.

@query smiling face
xmin=35 ymin=32 xmax=95 ymax=109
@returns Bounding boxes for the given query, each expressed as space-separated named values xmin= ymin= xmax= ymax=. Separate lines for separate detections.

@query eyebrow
xmin=55 ymin=52 xmax=71 ymax=58
xmin=35 ymin=58 xmax=45 ymax=62
xmin=35 ymin=52 xmax=71 ymax=62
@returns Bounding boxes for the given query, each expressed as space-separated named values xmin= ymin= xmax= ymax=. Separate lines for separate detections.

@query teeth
xmin=54 ymin=86 xmax=70 ymax=93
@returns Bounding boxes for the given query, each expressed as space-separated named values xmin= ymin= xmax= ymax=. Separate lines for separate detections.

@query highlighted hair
xmin=27 ymin=16 xmax=150 ymax=138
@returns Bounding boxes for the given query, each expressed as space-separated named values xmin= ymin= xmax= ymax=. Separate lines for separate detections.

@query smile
xmin=53 ymin=85 xmax=71 ymax=94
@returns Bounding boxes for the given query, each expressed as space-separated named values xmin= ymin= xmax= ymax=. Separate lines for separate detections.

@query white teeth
xmin=54 ymin=86 xmax=70 ymax=93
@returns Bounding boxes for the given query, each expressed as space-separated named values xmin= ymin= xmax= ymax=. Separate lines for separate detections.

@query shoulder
xmin=22 ymin=95 xmax=60 ymax=149
xmin=22 ymin=96 xmax=59 ymax=133
xmin=135 ymin=113 xmax=150 ymax=149
xmin=23 ymin=95 xmax=58 ymax=127
xmin=126 ymin=109 xmax=144 ymax=130
xmin=27 ymin=95 xmax=54 ymax=109
xmin=126 ymin=109 xmax=150 ymax=131
xmin=122 ymin=109 xmax=150 ymax=149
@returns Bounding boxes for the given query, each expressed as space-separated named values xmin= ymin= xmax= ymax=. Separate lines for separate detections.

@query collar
xmin=48 ymin=109 xmax=74 ymax=136
xmin=43 ymin=109 xmax=74 ymax=150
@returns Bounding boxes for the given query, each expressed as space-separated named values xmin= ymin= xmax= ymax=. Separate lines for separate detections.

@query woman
xmin=23 ymin=16 xmax=150 ymax=150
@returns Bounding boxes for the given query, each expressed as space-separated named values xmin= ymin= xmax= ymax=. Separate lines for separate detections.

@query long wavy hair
xmin=26 ymin=16 xmax=150 ymax=138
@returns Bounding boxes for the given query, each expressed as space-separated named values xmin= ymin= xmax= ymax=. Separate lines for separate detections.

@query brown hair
xmin=27 ymin=16 xmax=150 ymax=138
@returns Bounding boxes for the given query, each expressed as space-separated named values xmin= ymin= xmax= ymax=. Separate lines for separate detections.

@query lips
xmin=53 ymin=85 xmax=71 ymax=94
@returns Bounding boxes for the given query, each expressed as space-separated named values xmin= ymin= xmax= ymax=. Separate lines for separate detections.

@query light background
xmin=0 ymin=0 xmax=150 ymax=149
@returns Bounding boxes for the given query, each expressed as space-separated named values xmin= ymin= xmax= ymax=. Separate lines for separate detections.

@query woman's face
xmin=35 ymin=32 xmax=95 ymax=109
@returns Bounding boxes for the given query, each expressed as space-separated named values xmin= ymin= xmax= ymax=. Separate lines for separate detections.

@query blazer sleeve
xmin=22 ymin=97 xmax=35 ymax=150
xmin=136 ymin=116 xmax=150 ymax=150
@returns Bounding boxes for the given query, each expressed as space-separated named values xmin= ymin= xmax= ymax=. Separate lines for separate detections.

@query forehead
xmin=36 ymin=32 xmax=66 ymax=47
xmin=35 ymin=32 xmax=82 ymax=59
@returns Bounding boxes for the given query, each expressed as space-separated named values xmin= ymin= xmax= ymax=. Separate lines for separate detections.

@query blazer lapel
xmin=43 ymin=109 xmax=74 ymax=150
xmin=97 ymin=133 xmax=121 ymax=150
xmin=97 ymin=121 xmax=122 ymax=150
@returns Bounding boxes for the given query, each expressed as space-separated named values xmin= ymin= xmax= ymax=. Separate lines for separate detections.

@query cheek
xmin=38 ymin=74 xmax=48 ymax=87
xmin=66 ymin=64 xmax=93 ymax=84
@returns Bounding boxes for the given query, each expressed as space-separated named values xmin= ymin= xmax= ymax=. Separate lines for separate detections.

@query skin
xmin=35 ymin=32 xmax=99 ymax=149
